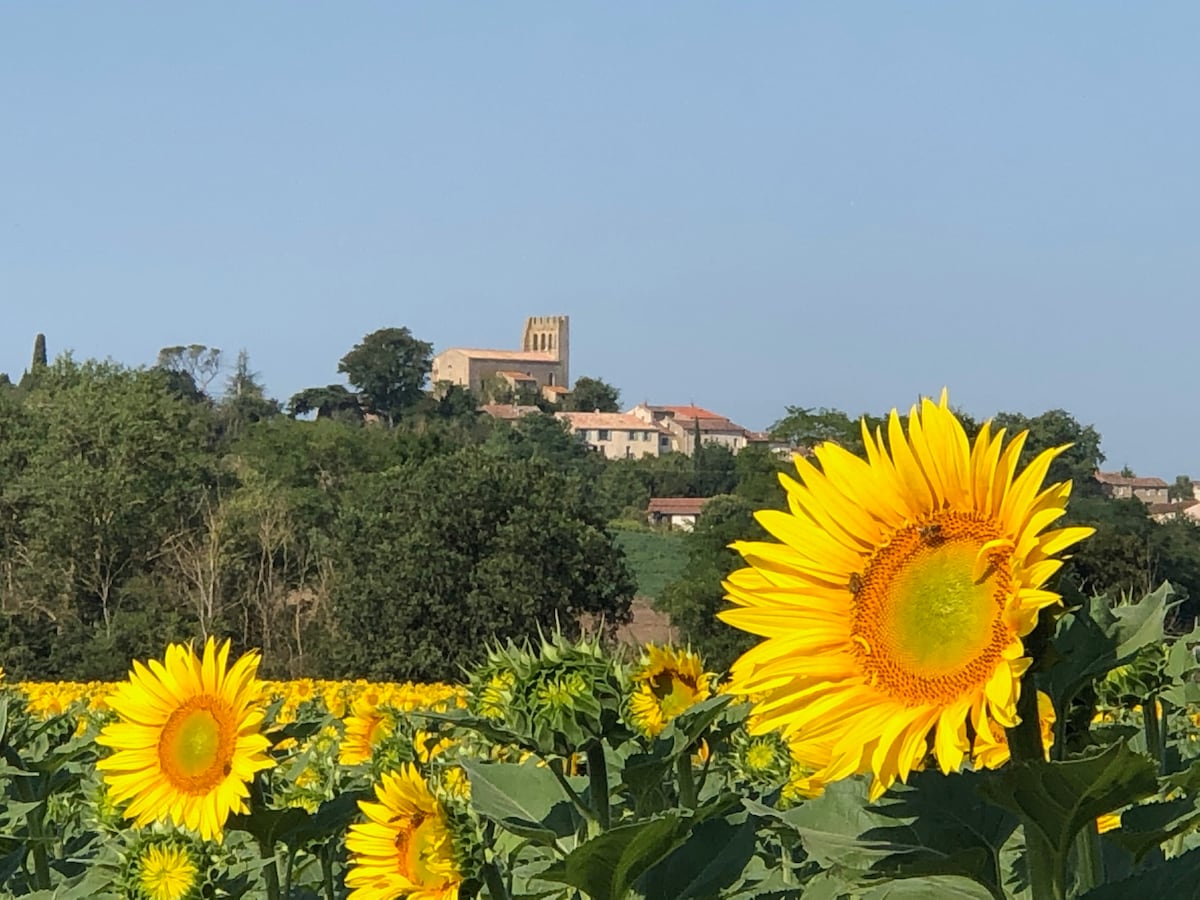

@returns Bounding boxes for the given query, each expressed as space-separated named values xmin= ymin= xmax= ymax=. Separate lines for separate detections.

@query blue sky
xmin=2 ymin=5 xmax=1196 ymax=476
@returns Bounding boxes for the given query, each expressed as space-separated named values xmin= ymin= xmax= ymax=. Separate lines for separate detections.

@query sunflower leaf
xmin=461 ymin=758 xmax=581 ymax=846
xmin=1078 ymin=847 xmax=1200 ymax=899
xmin=859 ymin=875 xmax=997 ymax=899
xmin=1045 ymin=584 xmax=1176 ymax=714
xmin=978 ymin=741 xmax=1158 ymax=872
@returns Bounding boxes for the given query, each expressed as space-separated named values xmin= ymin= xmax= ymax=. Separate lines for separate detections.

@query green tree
xmin=1170 ymin=475 xmax=1195 ymax=503
xmin=157 ymin=344 xmax=223 ymax=395
xmin=217 ymin=349 xmax=280 ymax=440
xmin=733 ymin=444 xmax=788 ymax=508
xmin=991 ymin=408 xmax=1105 ymax=496
xmin=31 ymin=333 xmax=47 ymax=369
xmin=0 ymin=358 xmax=216 ymax=678
xmin=324 ymin=450 xmax=635 ymax=681
xmin=287 ymin=384 xmax=363 ymax=424
xmin=769 ymin=406 xmax=884 ymax=455
xmin=338 ymin=326 xmax=433 ymax=425
xmin=657 ymin=494 xmax=762 ymax=670
xmin=566 ymin=376 xmax=621 ymax=413
xmin=692 ymin=442 xmax=738 ymax=497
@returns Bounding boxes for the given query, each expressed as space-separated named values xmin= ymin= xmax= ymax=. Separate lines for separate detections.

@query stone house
xmin=628 ymin=404 xmax=750 ymax=455
xmin=1094 ymin=472 xmax=1170 ymax=504
xmin=557 ymin=411 xmax=672 ymax=459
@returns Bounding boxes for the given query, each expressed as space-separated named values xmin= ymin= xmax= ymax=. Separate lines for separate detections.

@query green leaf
xmin=462 ymin=759 xmax=579 ymax=846
xmin=1079 ymin=847 xmax=1200 ymax=899
xmin=1045 ymin=585 xmax=1176 ymax=714
xmin=860 ymin=875 xmax=997 ymax=899
xmin=979 ymin=742 xmax=1158 ymax=869
xmin=1103 ymin=795 xmax=1200 ymax=862
xmin=638 ymin=815 xmax=757 ymax=900
xmin=539 ymin=813 xmax=693 ymax=900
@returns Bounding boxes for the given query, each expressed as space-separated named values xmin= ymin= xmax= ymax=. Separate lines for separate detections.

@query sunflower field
xmin=6 ymin=396 xmax=1200 ymax=899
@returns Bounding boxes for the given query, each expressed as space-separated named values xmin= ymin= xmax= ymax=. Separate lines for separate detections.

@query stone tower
xmin=521 ymin=315 xmax=569 ymax=387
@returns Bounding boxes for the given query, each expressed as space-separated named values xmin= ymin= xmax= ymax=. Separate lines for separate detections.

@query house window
xmin=644 ymin=431 xmax=652 ymax=440
xmin=548 ymin=372 xmax=555 ymax=386
xmin=598 ymin=429 xmax=611 ymax=441
xmin=629 ymin=430 xmax=640 ymax=441
xmin=579 ymin=429 xmax=589 ymax=441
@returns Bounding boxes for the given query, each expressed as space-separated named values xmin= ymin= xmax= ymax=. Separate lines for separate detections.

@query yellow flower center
xmin=158 ymin=697 xmax=236 ymax=794
xmin=851 ymin=512 xmax=1012 ymax=704
xmin=139 ymin=844 xmax=198 ymax=900
xmin=745 ymin=740 xmax=777 ymax=772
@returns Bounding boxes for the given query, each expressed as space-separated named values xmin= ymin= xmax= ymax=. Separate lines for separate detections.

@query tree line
xmin=1 ymin=329 xmax=1196 ymax=680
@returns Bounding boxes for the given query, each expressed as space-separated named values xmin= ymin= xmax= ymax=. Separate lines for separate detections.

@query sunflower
xmin=340 ymin=698 xmax=395 ymax=766
xmin=96 ymin=638 xmax=274 ymax=841
xmin=128 ymin=839 xmax=203 ymax=900
xmin=345 ymin=764 xmax=463 ymax=900
xmin=628 ymin=645 xmax=713 ymax=737
xmin=719 ymin=392 xmax=1093 ymax=799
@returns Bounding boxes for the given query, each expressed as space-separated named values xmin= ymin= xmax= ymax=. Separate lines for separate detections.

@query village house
xmin=646 ymin=496 xmax=711 ymax=531
xmin=628 ymin=403 xmax=751 ymax=455
xmin=1094 ymin=472 xmax=1170 ymax=504
xmin=557 ymin=411 xmax=672 ymax=459
xmin=1149 ymin=501 xmax=1200 ymax=524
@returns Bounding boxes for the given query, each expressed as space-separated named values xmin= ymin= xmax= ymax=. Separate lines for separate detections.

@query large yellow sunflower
xmin=628 ymin=645 xmax=713 ymax=737
xmin=345 ymin=764 xmax=463 ymax=900
xmin=719 ymin=392 xmax=1092 ymax=799
xmin=96 ymin=638 xmax=274 ymax=841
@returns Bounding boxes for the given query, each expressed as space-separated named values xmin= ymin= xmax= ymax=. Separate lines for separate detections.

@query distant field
xmin=613 ymin=528 xmax=690 ymax=601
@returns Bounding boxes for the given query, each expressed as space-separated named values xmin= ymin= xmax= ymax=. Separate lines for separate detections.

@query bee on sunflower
xmin=719 ymin=391 xmax=1093 ymax=799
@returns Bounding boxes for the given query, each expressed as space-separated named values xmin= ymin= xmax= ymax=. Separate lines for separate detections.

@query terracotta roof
xmin=647 ymin=497 xmax=711 ymax=516
xmin=1095 ymin=472 xmax=1169 ymax=488
xmin=543 ymin=384 xmax=570 ymax=393
xmin=480 ymin=404 xmax=541 ymax=420
xmin=649 ymin=404 xmax=725 ymax=420
xmin=558 ymin=412 xmax=661 ymax=430
xmin=440 ymin=348 xmax=556 ymax=362
xmin=496 ymin=370 xmax=538 ymax=380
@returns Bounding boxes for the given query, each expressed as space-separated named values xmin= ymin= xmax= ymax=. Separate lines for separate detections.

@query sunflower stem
xmin=585 ymin=742 xmax=611 ymax=831
xmin=260 ymin=840 xmax=282 ymax=900
xmin=1073 ymin=820 xmax=1104 ymax=895
xmin=283 ymin=845 xmax=297 ymax=899
xmin=320 ymin=841 xmax=336 ymax=900
xmin=482 ymin=859 xmax=512 ymax=900
xmin=1143 ymin=693 xmax=1165 ymax=772
xmin=1006 ymin=620 xmax=1066 ymax=900
xmin=676 ymin=752 xmax=697 ymax=809
xmin=546 ymin=756 xmax=598 ymax=826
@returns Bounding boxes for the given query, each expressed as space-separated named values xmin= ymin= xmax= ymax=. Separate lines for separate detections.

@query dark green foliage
xmin=566 ymin=375 xmax=621 ymax=413
xmin=324 ymin=449 xmax=636 ymax=681
xmin=992 ymin=408 xmax=1106 ymax=498
xmin=337 ymin=326 xmax=433 ymax=425
xmin=30 ymin=334 xmax=46 ymax=369
xmin=286 ymin=384 xmax=363 ymax=423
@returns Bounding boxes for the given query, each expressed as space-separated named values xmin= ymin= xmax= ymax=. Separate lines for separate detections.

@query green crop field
xmin=613 ymin=527 xmax=690 ymax=600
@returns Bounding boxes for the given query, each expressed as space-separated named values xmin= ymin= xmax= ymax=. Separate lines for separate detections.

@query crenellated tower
xmin=521 ymin=315 xmax=569 ymax=386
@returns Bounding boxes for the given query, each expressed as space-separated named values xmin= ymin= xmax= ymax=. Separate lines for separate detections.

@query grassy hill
xmin=613 ymin=527 xmax=689 ymax=602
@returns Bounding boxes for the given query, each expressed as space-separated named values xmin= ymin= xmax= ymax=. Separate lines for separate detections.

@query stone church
xmin=431 ymin=315 xmax=570 ymax=396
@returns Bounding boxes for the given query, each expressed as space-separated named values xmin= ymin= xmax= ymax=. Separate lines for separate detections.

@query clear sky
xmin=2 ymin=5 xmax=1196 ymax=476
